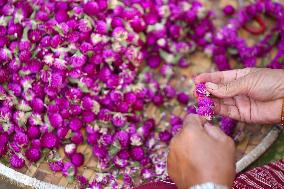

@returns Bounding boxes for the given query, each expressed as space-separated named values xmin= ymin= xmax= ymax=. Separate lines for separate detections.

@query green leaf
xmin=67 ymin=176 xmax=75 ymax=183
xmin=109 ymin=145 xmax=120 ymax=156
xmin=278 ymin=55 xmax=284 ymax=63
xmin=268 ymin=32 xmax=279 ymax=46
xmin=227 ymin=48 xmax=238 ymax=55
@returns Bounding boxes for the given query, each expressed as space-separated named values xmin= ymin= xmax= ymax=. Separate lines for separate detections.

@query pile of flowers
xmin=0 ymin=0 xmax=283 ymax=188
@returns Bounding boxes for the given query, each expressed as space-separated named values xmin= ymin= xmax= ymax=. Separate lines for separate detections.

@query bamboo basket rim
xmin=0 ymin=125 xmax=281 ymax=189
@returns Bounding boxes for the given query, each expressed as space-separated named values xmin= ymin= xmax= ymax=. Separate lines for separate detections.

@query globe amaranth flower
xmin=113 ymin=155 xmax=128 ymax=168
xmin=130 ymin=147 xmax=144 ymax=161
xmin=177 ymin=92 xmax=189 ymax=105
xmin=62 ymin=162 xmax=77 ymax=177
xmin=114 ymin=131 xmax=129 ymax=148
xmin=64 ymin=143 xmax=76 ymax=157
xmin=159 ymin=130 xmax=172 ymax=142
xmin=93 ymin=144 xmax=108 ymax=159
xmin=48 ymin=113 xmax=63 ymax=128
xmin=10 ymin=154 xmax=25 ymax=169
xmin=41 ymin=132 xmax=58 ymax=149
xmin=71 ymin=131 xmax=84 ymax=145
xmin=25 ymin=147 xmax=41 ymax=162
xmin=49 ymin=160 xmax=64 ymax=172
xmin=13 ymin=132 xmax=28 ymax=146
xmin=71 ymin=152 xmax=84 ymax=167
xmin=27 ymin=125 xmax=40 ymax=139
xmin=220 ymin=117 xmax=237 ymax=136
xmin=195 ymin=83 xmax=210 ymax=97
xmin=69 ymin=118 xmax=83 ymax=131
xmin=112 ymin=113 xmax=126 ymax=127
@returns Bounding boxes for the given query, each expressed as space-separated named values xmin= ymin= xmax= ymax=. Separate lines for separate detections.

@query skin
xmin=195 ymin=68 xmax=284 ymax=124
xmin=168 ymin=115 xmax=236 ymax=189
xmin=168 ymin=68 xmax=284 ymax=188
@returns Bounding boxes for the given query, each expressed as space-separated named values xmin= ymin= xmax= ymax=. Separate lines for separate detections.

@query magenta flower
xmin=71 ymin=152 xmax=84 ymax=167
xmin=159 ymin=130 xmax=172 ymax=142
xmin=62 ymin=162 xmax=77 ymax=177
xmin=195 ymin=83 xmax=209 ymax=97
xmin=41 ymin=132 xmax=58 ymax=149
xmin=130 ymin=147 xmax=144 ymax=161
xmin=177 ymin=92 xmax=190 ymax=105
xmin=48 ymin=113 xmax=63 ymax=128
xmin=93 ymin=145 xmax=108 ymax=159
xmin=112 ymin=113 xmax=126 ymax=127
xmin=10 ymin=154 xmax=25 ymax=169
xmin=25 ymin=148 xmax=41 ymax=162
xmin=49 ymin=161 xmax=64 ymax=172
xmin=69 ymin=118 xmax=83 ymax=131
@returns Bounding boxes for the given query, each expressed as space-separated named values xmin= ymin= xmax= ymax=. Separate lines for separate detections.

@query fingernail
xmin=206 ymin=82 xmax=218 ymax=90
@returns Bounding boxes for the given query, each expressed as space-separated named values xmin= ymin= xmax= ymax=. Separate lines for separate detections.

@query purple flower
xmin=48 ymin=113 xmax=63 ymax=128
xmin=147 ymin=55 xmax=161 ymax=69
xmin=62 ymin=162 xmax=77 ymax=177
xmin=69 ymin=118 xmax=83 ymax=131
xmin=117 ymin=150 xmax=130 ymax=160
xmin=141 ymin=168 xmax=154 ymax=179
xmin=71 ymin=152 xmax=84 ymax=167
xmin=197 ymin=106 xmax=214 ymax=120
xmin=30 ymin=98 xmax=44 ymax=113
xmin=159 ymin=130 xmax=172 ymax=142
xmin=220 ymin=117 xmax=237 ymax=136
xmin=64 ymin=143 xmax=76 ymax=157
xmin=113 ymin=156 xmax=128 ymax=168
xmin=223 ymin=5 xmax=235 ymax=15
xmin=93 ymin=145 xmax=108 ymax=159
xmin=82 ymin=111 xmax=95 ymax=123
xmin=13 ymin=132 xmax=28 ymax=146
xmin=187 ymin=106 xmax=197 ymax=114
xmin=177 ymin=92 xmax=189 ymax=105
xmin=112 ymin=113 xmax=126 ymax=127
xmin=49 ymin=161 xmax=64 ymax=172
xmin=195 ymin=83 xmax=209 ymax=97
xmin=198 ymin=97 xmax=214 ymax=107
xmin=41 ymin=132 xmax=58 ymax=149
xmin=83 ymin=1 xmax=99 ymax=16
xmin=163 ymin=85 xmax=176 ymax=99
xmin=10 ymin=154 xmax=25 ymax=169
xmin=55 ymin=10 xmax=69 ymax=23
xmin=130 ymin=147 xmax=144 ymax=161
xmin=114 ymin=131 xmax=129 ymax=148
xmin=25 ymin=148 xmax=41 ymax=162
xmin=71 ymin=131 xmax=84 ymax=145
xmin=28 ymin=29 xmax=42 ymax=43
xmin=27 ymin=125 xmax=40 ymax=139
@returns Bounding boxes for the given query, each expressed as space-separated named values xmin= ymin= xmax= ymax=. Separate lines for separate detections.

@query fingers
xmin=204 ymin=123 xmax=228 ymax=142
xmin=194 ymin=68 xmax=254 ymax=84
xmin=205 ymin=76 xmax=249 ymax=98
xmin=213 ymin=98 xmax=241 ymax=121
xmin=183 ymin=114 xmax=206 ymax=131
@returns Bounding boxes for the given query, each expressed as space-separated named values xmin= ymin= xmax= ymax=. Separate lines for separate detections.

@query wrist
xmin=190 ymin=182 xmax=229 ymax=189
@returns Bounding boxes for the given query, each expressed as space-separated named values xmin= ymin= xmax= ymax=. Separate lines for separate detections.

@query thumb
xmin=204 ymin=123 xmax=228 ymax=141
xmin=183 ymin=114 xmax=206 ymax=131
xmin=205 ymin=77 xmax=249 ymax=98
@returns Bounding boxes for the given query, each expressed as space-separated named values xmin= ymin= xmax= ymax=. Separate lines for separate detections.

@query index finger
xmin=194 ymin=68 xmax=254 ymax=84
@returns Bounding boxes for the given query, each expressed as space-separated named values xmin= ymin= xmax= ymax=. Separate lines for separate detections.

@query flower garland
xmin=209 ymin=0 xmax=284 ymax=70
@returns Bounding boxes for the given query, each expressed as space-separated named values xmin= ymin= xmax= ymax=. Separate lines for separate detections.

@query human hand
xmin=194 ymin=68 xmax=284 ymax=124
xmin=167 ymin=114 xmax=236 ymax=189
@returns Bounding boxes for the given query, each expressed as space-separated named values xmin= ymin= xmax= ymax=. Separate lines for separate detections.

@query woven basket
xmin=0 ymin=0 xmax=283 ymax=188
